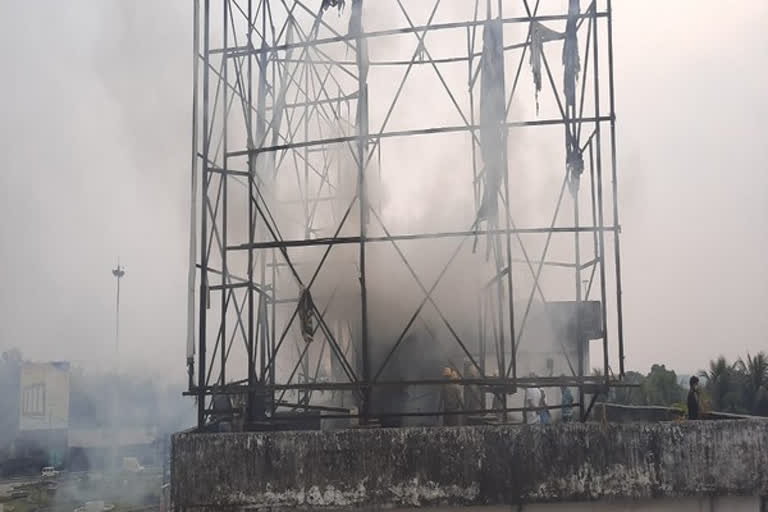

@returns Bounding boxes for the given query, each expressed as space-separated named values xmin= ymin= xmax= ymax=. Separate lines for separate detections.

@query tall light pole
xmin=111 ymin=262 xmax=125 ymax=473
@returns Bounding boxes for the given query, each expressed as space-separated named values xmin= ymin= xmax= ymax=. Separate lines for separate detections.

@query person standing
xmin=560 ymin=381 xmax=574 ymax=422
xmin=524 ymin=373 xmax=542 ymax=424
xmin=463 ymin=365 xmax=483 ymax=413
xmin=688 ymin=376 xmax=700 ymax=420
xmin=538 ymin=387 xmax=551 ymax=424
xmin=440 ymin=367 xmax=464 ymax=426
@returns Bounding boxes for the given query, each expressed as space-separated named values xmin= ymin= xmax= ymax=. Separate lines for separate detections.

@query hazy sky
xmin=0 ymin=1 xmax=765 ymax=379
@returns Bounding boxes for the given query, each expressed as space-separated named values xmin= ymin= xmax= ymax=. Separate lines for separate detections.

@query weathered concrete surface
xmin=171 ymin=420 xmax=768 ymax=510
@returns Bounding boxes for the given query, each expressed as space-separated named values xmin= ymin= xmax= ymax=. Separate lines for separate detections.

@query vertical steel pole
xmin=499 ymin=45 xmax=517 ymax=399
xmin=220 ymin=0 xmax=229 ymax=387
xmin=198 ymin=0 xmax=210 ymax=430
xmin=606 ymin=0 xmax=625 ymax=378
xmin=188 ymin=0 xmax=200 ymax=393
xmin=112 ymin=263 xmax=124 ymax=472
xmin=353 ymin=0 xmax=371 ymax=423
xmin=246 ymin=0 xmax=256 ymax=424
xmin=591 ymin=6 xmax=610 ymax=388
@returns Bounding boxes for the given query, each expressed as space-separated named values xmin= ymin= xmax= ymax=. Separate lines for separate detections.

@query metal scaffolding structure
xmin=186 ymin=0 xmax=626 ymax=430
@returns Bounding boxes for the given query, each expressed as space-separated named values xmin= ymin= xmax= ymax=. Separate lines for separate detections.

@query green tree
xmin=738 ymin=352 xmax=768 ymax=414
xmin=641 ymin=364 xmax=684 ymax=406
xmin=700 ymin=356 xmax=747 ymax=413
xmin=611 ymin=370 xmax=645 ymax=405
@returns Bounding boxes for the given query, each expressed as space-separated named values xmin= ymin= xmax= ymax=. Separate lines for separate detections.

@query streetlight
xmin=111 ymin=262 xmax=125 ymax=473
xmin=112 ymin=263 xmax=126 ymax=355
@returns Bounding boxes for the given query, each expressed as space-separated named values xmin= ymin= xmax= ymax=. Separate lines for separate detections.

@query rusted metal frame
xmin=311 ymin=301 xmax=360 ymax=388
xmin=272 ymin=51 xmax=342 ymax=194
xmin=277 ymin=41 xmax=343 ymax=230
xmin=198 ymin=0 xmax=211 ymax=429
xmin=351 ymin=0 xmax=371 ymax=422
xmin=490 ymin=194 xmax=547 ymax=302
xmin=275 ymin=3 xmax=356 ymax=126
xmin=303 ymin=285 xmax=340 ymax=405
xmin=506 ymin=175 xmax=569 ymax=377
xmin=245 ymin=403 xmax=581 ymax=422
xmin=260 ymin=374 xmax=623 ymax=391
xmin=291 ymin=0 xmax=356 ymax=53
xmin=246 ymin=0 xmax=259 ymax=420
xmin=306 ymin=154 xmax=337 ymax=234
xmin=233 ymin=116 xmax=612 ymax=158
xmin=541 ymin=52 xmax=577 ymax=151
xmin=189 ymin=0 xmax=201 ymax=393
xmin=302 ymin=38 xmax=313 ymax=387
xmin=591 ymin=6 xmax=611 ymax=388
xmin=275 ymin=337 xmax=313 ymax=407
xmin=487 ymin=285 xmax=501 ymax=373
xmin=219 ymin=290 xmax=253 ymax=387
xmin=585 ymin=140 xmax=599 ymax=300
xmin=276 ymin=401 xmax=350 ymax=413
xmin=470 ymin=39 xmax=530 ymax=92
xmin=207 ymin=1 xmax=320 ymax=155
xmin=230 ymin=0 xmax=266 ymax=44
xmin=219 ymin=0 xmax=231 ymax=387
xmin=226 ymin=5 xmax=257 ymax=137
xmin=368 ymin=208 xmax=483 ymax=379
xmin=230 ymin=224 xmax=615 ymax=251
xmin=191 ymin=374 xmax=632 ymax=394
xmin=219 ymin=12 xmax=608 ymax=58
xmin=203 ymin=53 xmax=334 ymax=180
xmin=242 ymin=5 xmax=337 ymax=168
xmin=264 ymin=92 xmax=358 ymax=113
xmin=290 ymin=65 xmax=311 ymax=225
xmin=478 ymin=294 xmax=485 ymax=374
xmin=203 ymin=175 xmax=225 ymax=272
xmin=270 ymin=32 xmax=359 ymax=187
xmin=262 ymin=193 xmax=359 ymax=378
xmin=305 ymin=79 xmax=340 ymax=231
xmin=200 ymin=265 xmax=250 ymax=286
xmin=504 ymin=0 xmax=540 ymax=117
xmin=282 ymin=53 xmax=503 ymax=68
xmin=282 ymin=0 xmax=359 ymax=82
xmin=467 ymin=5 xmax=479 ymax=209
xmin=204 ymin=290 xmax=231 ymax=390
xmin=394 ymin=0 xmax=480 ymax=148
xmin=204 ymin=289 xmax=252 ymax=390
xmin=372 ymin=229 xmax=473 ymax=383
xmin=284 ymin=19 xmax=364 ymax=175
xmin=355 ymin=0 xmax=445 ymax=175
xmin=501 ymin=85 xmax=518 ymax=393
xmin=304 ymin=333 xmax=327 ymax=406
xmin=606 ymin=0 xmax=625 ymax=377
xmin=264 ymin=0 xmax=276 ymax=44
xmin=575 ymin=1 xmax=595 ymax=145
xmin=201 ymin=55 xmax=226 ymax=162
xmin=208 ymin=282 xmax=262 ymax=291
xmin=301 ymin=36 xmax=354 ymax=232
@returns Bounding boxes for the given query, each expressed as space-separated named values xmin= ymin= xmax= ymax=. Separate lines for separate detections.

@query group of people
xmin=439 ymin=366 xmax=486 ymax=426
xmin=523 ymin=374 xmax=575 ymax=424
xmin=439 ymin=366 xmax=576 ymax=425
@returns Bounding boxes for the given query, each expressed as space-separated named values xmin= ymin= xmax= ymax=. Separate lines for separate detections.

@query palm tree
xmin=739 ymin=352 xmax=768 ymax=414
xmin=700 ymin=356 xmax=743 ymax=412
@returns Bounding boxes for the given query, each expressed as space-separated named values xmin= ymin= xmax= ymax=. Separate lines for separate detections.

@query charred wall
xmin=171 ymin=420 xmax=768 ymax=510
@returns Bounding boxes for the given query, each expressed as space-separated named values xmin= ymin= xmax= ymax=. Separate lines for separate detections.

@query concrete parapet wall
xmin=171 ymin=420 xmax=768 ymax=510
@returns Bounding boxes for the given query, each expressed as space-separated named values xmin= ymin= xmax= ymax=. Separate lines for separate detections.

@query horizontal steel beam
xmin=213 ymin=12 xmax=608 ymax=57
xmin=228 ymin=116 xmax=613 ymax=157
xmin=227 ymin=226 xmax=620 ymax=251
xmin=186 ymin=376 xmax=631 ymax=394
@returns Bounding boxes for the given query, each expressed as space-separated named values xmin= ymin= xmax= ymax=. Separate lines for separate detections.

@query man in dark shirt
xmin=688 ymin=376 xmax=700 ymax=420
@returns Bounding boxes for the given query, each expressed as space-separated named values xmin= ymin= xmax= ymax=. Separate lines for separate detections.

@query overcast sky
xmin=0 ymin=1 xmax=765 ymax=379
